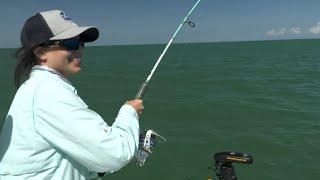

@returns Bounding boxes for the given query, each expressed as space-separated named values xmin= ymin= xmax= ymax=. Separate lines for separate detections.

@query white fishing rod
xmin=133 ymin=0 xmax=202 ymax=167
xmin=135 ymin=0 xmax=201 ymax=99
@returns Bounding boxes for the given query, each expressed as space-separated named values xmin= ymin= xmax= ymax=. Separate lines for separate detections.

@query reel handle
xmin=135 ymin=82 xmax=148 ymax=99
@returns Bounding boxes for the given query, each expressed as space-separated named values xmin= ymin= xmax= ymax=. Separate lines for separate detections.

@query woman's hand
xmin=125 ymin=99 xmax=144 ymax=115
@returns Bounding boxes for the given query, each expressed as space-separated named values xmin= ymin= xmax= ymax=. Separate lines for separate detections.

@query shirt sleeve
xmin=33 ymin=79 xmax=140 ymax=173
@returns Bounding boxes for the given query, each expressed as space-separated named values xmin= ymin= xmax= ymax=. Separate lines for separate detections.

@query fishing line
xmin=174 ymin=18 xmax=197 ymax=68
xmin=135 ymin=0 xmax=201 ymax=99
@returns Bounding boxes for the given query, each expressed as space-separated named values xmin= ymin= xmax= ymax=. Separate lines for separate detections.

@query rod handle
xmin=135 ymin=82 xmax=148 ymax=99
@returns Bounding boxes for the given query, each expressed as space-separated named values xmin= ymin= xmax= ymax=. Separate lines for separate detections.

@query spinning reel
xmin=136 ymin=129 xmax=166 ymax=166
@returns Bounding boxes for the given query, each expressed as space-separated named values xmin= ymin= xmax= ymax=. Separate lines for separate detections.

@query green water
xmin=0 ymin=39 xmax=319 ymax=179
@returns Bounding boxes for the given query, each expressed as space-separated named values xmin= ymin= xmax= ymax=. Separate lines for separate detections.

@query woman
xmin=0 ymin=10 xmax=143 ymax=179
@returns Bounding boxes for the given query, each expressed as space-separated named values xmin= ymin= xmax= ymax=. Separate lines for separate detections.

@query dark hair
xmin=14 ymin=47 xmax=39 ymax=88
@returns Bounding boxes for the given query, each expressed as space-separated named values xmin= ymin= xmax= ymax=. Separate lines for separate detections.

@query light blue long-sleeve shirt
xmin=0 ymin=66 xmax=140 ymax=179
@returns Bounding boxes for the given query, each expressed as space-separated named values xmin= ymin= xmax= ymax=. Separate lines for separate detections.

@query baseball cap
xmin=20 ymin=10 xmax=99 ymax=50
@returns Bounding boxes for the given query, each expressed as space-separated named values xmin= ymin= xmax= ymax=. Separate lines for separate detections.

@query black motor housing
xmin=214 ymin=152 xmax=253 ymax=164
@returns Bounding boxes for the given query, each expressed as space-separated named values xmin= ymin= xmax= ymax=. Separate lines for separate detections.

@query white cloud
xmin=266 ymin=21 xmax=320 ymax=38
xmin=290 ymin=27 xmax=301 ymax=34
xmin=309 ymin=22 xmax=320 ymax=34
xmin=266 ymin=27 xmax=302 ymax=37
xmin=266 ymin=28 xmax=287 ymax=36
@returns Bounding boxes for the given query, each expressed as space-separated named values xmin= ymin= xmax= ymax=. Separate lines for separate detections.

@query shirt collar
xmin=32 ymin=65 xmax=72 ymax=85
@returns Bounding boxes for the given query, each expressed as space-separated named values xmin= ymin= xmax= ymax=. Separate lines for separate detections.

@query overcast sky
xmin=1 ymin=0 xmax=320 ymax=48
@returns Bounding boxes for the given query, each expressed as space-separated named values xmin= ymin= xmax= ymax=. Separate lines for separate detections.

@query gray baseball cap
xmin=21 ymin=10 xmax=99 ymax=49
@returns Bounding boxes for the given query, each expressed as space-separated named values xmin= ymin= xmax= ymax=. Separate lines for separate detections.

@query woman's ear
xmin=33 ymin=47 xmax=47 ymax=62
xmin=33 ymin=46 xmax=45 ymax=60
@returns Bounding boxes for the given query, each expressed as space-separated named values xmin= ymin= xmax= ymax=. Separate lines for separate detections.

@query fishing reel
xmin=209 ymin=152 xmax=254 ymax=180
xmin=136 ymin=129 xmax=166 ymax=166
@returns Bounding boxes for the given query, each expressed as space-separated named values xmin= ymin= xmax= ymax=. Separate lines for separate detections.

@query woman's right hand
xmin=125 ymin=99 xmax=144 ymax=115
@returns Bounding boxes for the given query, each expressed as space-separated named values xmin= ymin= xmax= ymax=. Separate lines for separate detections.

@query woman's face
xmin=38 ymin=37 xmax=84 ymax=77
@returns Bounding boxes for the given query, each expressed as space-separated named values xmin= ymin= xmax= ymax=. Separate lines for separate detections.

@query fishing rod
xmin=135 ymin=0 xmax=201 ymax=99
xmin=134 ymin=0 xmax=202 ymax=167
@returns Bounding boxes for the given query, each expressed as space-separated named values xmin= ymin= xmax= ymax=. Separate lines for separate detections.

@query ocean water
xmin=0 ymin=39 xmax=319 ymax=180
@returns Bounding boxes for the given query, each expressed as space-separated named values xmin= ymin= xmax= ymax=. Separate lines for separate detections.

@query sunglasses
xmin=45 ymin=38 xmax=84 ymax=51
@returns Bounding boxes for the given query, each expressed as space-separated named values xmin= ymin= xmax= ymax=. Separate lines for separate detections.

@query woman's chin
xmin=73 ymin=67 xmax=82 ymax=74
xmin=70 ymin=60 xmax=82 ymax=74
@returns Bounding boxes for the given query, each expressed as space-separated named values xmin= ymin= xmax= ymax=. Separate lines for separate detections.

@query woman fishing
xmin=0 ymin=10 xmax=143 ymax=179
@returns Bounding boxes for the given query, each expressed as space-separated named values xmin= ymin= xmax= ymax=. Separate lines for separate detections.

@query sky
xmin=1 ymin=0 xmax=320 ymax=48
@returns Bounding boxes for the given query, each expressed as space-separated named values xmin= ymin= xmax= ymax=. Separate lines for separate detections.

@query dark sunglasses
xmin=44 ymin=38 xmax=84 ymax=51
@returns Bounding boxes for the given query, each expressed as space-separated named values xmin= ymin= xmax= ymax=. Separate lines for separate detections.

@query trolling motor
xmin=210 ymin=152 xmax=254 ymax=180
xmin=135 ymin=129 xmax=166 ymax=166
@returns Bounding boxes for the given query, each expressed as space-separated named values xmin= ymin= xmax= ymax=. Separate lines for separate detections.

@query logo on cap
xmin=60 ymin=11 xmax=72 ymax=21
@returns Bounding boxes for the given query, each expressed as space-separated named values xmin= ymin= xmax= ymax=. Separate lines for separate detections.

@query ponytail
xmin=14 ymin=47 xmax=39 ymax=88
